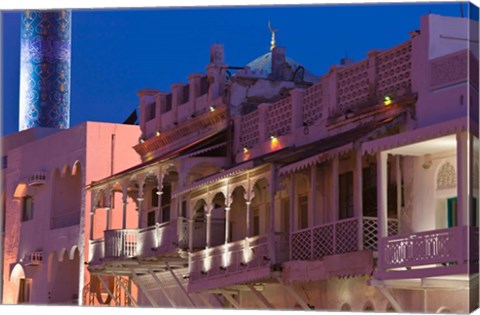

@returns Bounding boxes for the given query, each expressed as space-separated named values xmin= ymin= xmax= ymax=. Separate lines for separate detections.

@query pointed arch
xmin=13 ymin=182 xmax=28 ymax=199
xmin=71 ymin=160 xmax=82 ymax=176
xmin=436 ymin=161 xmax=456 ymax=190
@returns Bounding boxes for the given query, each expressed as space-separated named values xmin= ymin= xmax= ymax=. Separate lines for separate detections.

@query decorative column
xmin=89 ymin=190 xmax=98 ymax=240
xmin=121 ymin=184 xmax=128 ymax=229
xmin=354 ymin=149 xmax=364 ymax=250
xmin=309 ymin=164 xmax=317 ymax=227
xmin=395 ymin=155 xmax=402 ymax=228
xmin=205 ymin=203 xmax=213 ymax=248
xmin=376 ymin=152 xmax=388 ymax=239
xmin=19 ymin=10 xmax=71 ymax=131
xmin=137 ymin=178 xmax=145 ymax=228
xmin=105 ymin=189 xmax=112 ymax=231
xmin=456 ymin=131 xmax=469 ymax=226
xmin=225 ymin=206 xmax=231 ymax=244
xmin=376 ymin=151 xmax=388 ymax=274
xmin=155 ymin=172 xmax=164 ymax=224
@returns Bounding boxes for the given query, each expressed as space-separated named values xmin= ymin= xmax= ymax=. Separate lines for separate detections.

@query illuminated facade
xmin=2 ymin=12 xmax=479 ymax=313
xmin=1 ymin=123 xmax=141 ymax=304
xmin=83 ymin=14 xmax=479 ymax=313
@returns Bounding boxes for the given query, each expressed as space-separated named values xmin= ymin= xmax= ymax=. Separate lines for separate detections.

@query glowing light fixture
xmin=140 ymin=138 xmax=145 ymax=143
xmin=270 ymin=135 xmax=276 ymax=140
xmin=156 ymin=131 xmax=161 ymax=136
xmin=243 ymin=147 xmax=249 ymax=153
xmin=209 ymin=105 xmax=216 ymax=112
xmin=384 ymin=95 xmax=393 ymax=106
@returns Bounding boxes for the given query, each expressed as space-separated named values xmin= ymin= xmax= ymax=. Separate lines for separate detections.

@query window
xmin=22 ymin=195 xmax=34 ymax=222
xmin=147 ymin=211 xmax=156 ymax=227
xmin=298 ymin=195 xmax=308 ymax=230
xmin=18 ymin=278 xmax=32 ymax=304
xmin=151 ymin=188 xmax=159 ymax=207
xmin=339 ymin=172 xmax=354 ymax=219
xmin=253 ymin=207 xmax=260 ymax=236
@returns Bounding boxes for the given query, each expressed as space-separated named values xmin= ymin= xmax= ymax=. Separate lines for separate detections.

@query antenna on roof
xmin=268 ymin=21 xmax=278 ymax=51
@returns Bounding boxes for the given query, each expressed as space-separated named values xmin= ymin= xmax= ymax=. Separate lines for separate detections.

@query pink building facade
xmin=2 ymin=122 xmax=140 ymax=304
xmin=2 ymin=12 xmax=478 ymax=313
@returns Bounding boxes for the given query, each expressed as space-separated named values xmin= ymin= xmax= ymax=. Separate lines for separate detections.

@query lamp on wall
xmin=422 ymin=154 xmax=432 ymax=169
xmin=155 ymin=131 xmax=161 ymax=136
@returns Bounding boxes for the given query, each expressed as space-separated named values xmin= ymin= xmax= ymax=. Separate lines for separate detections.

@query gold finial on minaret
xmin=268 ymin=21 xmax=278 ymax=51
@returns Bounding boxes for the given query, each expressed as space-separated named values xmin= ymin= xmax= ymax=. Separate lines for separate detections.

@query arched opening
xmin=10 ymin=263 xmax=32 ymax=304
xmin=192 ymin=199 xmax=207 ymax=249
xmin=385 ymin=303 xmax=395 ymax=312
xmin=435 ymin=161 xmax=458 ymax=229
xmin=436 ymin=306 xmax=452 ymax=313
xmin=210 ymin=192 xmax=226 ymax=247
xmin=340 ymin=303 xmax=351 ymax=311
xmin=363 ymin=301 xmax=375 ymax=312
xmin=48 ymin=248 xmax=80 ymax=305
xmin=51 ymin=164 xmax=82 ymax=229
xmin=230 ymin=185 xmax=247 ymax=242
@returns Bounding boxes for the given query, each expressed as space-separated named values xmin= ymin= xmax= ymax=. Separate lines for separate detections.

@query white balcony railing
xmin=103 ymin=218 xmax=188 ymax=259
xmin=290 ymin=217 xmax=399 ymax=261
xmin=89 ymin=238 xmax=105 ymax=264
xmin=380 ymin=226 xmax=471 ymax=269
xmin=189 ymin=233 xmax=276 ymax=283
xmin=27 ymin=171 xmax=47 ymax=186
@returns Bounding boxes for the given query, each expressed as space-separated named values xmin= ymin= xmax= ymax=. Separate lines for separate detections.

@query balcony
xmin=102 ymin=217 xmax=189 ymax=260
xmin=23 ymin=251 xmax=43 ymax=266
xmin=26 ymin=171 xmax=47 ymax=186
xmin=376 ymin=225 xmax=478 ymax=280
xmin=188 ymin=233 xmax=287 ymax=292
xmin=290 ymin=217 xmax=399 ymax=261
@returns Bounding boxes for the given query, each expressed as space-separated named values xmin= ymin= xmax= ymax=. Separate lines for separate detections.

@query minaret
xmin=19 ymin=10 xmax=72 ymax=131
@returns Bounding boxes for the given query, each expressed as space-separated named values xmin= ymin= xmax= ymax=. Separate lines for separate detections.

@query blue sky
xmin=1 ymin=2 xmax=474 ymax=135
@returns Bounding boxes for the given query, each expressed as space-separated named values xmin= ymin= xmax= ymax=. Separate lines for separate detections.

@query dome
xmin=245 ymin=52 xmax=319 ymax=83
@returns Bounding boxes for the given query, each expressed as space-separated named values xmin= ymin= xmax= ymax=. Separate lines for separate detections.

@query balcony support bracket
xmin=372 ymin=281 xmax=403 ymax=312
xmin=246 ymin=283 xmax=274 ymax=309
xmin=219 ymin=289 xmax=241 ymax=308
xmin=148 ymin=268 xmax=177 ymax=307
xmin=165 ymin=262 xmax=197 ymax=307
xmin=276 ymin=277 xmax=311 ymax=310
xmin=131 ymin=269 xmax=160 ymax=307
xmin=112 ymin=273 xmax=138 ymax=306
xmin=96 ymin=275 xmax=120 ymax=306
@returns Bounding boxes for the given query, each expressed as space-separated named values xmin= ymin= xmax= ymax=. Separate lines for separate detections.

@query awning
xmin=362 ymin=118 xmax=470 ymax=155
xmin=88 ymin=129 xmax=226 ymax=189
xmin=277 ymin=113 xmax=406 ymax=176
xmin=172 ymin=160 xmax=256 ymax=197
xmin=279 ymin=143 xmax=353 ymax=176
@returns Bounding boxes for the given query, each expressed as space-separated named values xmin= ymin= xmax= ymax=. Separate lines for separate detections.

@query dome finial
xmin=268 ymin=21 xmax=278 ymax=51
